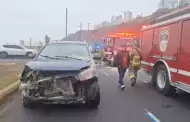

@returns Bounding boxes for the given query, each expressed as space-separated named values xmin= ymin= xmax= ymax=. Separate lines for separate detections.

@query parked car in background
xmin=0 ymin=44 xmax=37 ymax=58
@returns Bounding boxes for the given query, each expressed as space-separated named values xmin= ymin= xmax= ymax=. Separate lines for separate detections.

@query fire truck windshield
xmin=105 ymin=37 xmax=139 ymax=47
xmin=115 ymin=39 xmax=131 ymax=46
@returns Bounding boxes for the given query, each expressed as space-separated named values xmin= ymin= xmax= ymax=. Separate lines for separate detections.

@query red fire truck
xmin=140 ymin=6 xmax=190 ymax=96
xmin=103 ymin=32 xmax=139 ymax=66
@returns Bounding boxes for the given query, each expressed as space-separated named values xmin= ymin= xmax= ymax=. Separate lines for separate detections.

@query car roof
xmin=50 ymin=40 xmax=88 ymax=45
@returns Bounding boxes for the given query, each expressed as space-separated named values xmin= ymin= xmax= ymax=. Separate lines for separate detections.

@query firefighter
xmin=100 ymin=49 xmax=104 ymax=60
xmin=128 ymin=40 xmax=141 ymax=87
xmin=115 ymin=45 xmax=130 ymax=90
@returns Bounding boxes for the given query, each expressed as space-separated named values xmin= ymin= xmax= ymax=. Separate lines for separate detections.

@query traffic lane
xmin=0 ymin=68 xmax=190 ymax=122
xmin=0 ymin=57 xmax=32 ymax=63
xmin=0 ymin=69 xmax=149 ymax=122
xmin=104 ymin=68 xmax=190 ymax=122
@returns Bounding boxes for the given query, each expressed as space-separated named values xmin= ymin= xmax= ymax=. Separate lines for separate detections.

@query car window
xmin=2 ymin=45 xmax=9 ymax=48
xmin=37 ymin=43 xmax=91 ymax=60
xmin=3 ymin=45 xmax=23 ymax=49
xmin=12 ymin=45 xmax=23 ymax=49
xmin=3 ymin=45 xmax=15 ymax=48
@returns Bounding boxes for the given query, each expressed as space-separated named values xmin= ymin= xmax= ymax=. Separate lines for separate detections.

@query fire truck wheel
xmin=155 ymin=64 xmax=176 ymax=96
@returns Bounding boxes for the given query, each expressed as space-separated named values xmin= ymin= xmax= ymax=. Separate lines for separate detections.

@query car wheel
xmin=26 ymin=52 xmax=32 ymax=58
xmin=0 ymin=52 xmax=8 ymax=58
xmin=86 ymin=87 xmax=100 ymax=109
xmin=155 ymin=64 xmax=176 ymax=96
xmin=23 ymin=96 xmax=35 ymax=109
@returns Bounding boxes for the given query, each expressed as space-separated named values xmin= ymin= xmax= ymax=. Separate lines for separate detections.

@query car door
xmin=12 ymin=45 xmax=26 ymax=55
xmin=177 ymin=19 xmax=190 ymax=86
xmin=2 ymin=45 xmax=16 ymax=55
xmin=9 ymin=45 xmax=23 ymax=55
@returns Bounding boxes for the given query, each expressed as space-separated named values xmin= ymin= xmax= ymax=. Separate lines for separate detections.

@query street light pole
xmin=30 ymin=37 xmax=32 ymax=48
xmin=65 ymin=8 xmax=68 ymax=37
xmin=77 ymin=22 xmax=82 ymax=41
xmin=88 ymin=23 xmax=90 ymax=30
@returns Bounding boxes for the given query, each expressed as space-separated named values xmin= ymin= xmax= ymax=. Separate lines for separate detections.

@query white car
xmin=0 ymin=44 xmax=38 ymax=58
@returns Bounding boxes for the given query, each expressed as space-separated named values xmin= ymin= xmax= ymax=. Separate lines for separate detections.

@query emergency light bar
xmin=107 ymin=32 xmax=136 ymax=38
xmin=115 ymin=32 xmax=135 ymax=36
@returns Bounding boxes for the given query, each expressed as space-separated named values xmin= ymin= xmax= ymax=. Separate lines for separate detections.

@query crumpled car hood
xmin=25 ymin=60 xmax=91 ymax=71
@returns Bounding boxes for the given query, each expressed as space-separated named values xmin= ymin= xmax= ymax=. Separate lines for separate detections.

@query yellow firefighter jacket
xmin=130 ymin=48 xmax=141 ymax=67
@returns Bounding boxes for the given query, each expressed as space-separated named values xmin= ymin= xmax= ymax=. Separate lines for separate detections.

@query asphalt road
xmin=0 ymin=64 xmax=190 ymax=122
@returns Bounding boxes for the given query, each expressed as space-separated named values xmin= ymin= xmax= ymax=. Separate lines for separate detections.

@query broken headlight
xmin=78 ymin=67 xmax=96 ymax=81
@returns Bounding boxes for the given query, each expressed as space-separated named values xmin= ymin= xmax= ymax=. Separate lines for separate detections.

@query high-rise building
xmin=124 ymin=11 xmax=132 ymax=22
xmin=93 ymin=21 xmax=111 ymax=29
xmin=115 ymin=15 xmax=123 ymax=24
xmin=111 ymin=16 xmax=116 ymax=25
xmin=158 ymin=0 xmax=178 ymax=9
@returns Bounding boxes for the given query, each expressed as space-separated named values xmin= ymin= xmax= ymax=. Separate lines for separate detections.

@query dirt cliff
xmin=62 ymin=8 xmax=174 ymax=42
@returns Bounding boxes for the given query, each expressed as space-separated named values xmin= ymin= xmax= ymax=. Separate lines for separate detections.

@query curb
xmin=0 ymin=81 xmax=20 ymax=104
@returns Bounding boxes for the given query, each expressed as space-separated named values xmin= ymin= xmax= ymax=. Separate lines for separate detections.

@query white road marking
xmin=104 ymin=72 xmax=110 ymax=76
xmin=145 ymin=109 xmax=161 ymax=122
xmin=139 ymin=70 xmax=146 ymax=74
xmin=106 ymin=66 xmax=112 ymax=69
xmin=143 ymin=80 xmax=149 ymax=84
xmin=112 ymin=67 xmax=118 ymax=71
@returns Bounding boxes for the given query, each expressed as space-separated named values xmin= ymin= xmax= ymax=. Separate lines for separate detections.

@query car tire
xmin=0 ymin=52 xmax=8 ymax=58
xmin=23 ymin=96 xmax=35 ymax=109
xmin=155 ymin=64 xmax=176 ymax=96
xmin=26 ymin=52 xmax=32 ymax=58
xmin=86 ymin=87 xmax=100 ymax=109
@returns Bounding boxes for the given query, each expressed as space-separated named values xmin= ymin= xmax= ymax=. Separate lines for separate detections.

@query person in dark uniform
xmin=115 ymin=45 xmax=130 ymax=90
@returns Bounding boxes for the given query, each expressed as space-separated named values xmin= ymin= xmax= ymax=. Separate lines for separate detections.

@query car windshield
xmin=37 ymin=43 xmax=91 ymax=60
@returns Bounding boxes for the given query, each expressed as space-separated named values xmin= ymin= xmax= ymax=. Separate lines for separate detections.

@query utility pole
xmin=77 ymin=22 xmax=82 ymax=41
xmin=30 ymin=38 xmax=32 ymax=48
xmin=65 ymin=8 xmax=68 ymax=37
xmin=88 ymin=23 xmax=90 ymax=30
xmin=79 ymin=22 xmax=82 ymax=30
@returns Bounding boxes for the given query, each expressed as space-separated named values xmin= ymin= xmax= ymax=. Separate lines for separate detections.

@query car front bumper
xmin=20 ymin=77 xmax=99 ymax=104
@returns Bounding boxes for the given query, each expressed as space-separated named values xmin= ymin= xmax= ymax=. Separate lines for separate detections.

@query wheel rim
xmin=157 ymin=70 xmax=166 ymax=89
xmin=27 ymin=53 xmax=32 ymax=57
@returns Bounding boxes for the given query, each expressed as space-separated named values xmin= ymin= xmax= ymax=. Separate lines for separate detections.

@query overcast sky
xmin=0 ymin=0 xmax=159 ymax=45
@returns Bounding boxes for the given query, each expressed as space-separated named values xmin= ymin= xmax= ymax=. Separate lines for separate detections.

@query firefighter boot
xmin=131 ymin=78 xmax=136 ymax=87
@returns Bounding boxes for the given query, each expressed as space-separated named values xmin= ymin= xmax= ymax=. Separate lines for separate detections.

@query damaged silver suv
xmin=20 ymin=41 xmax=100 ymax=108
